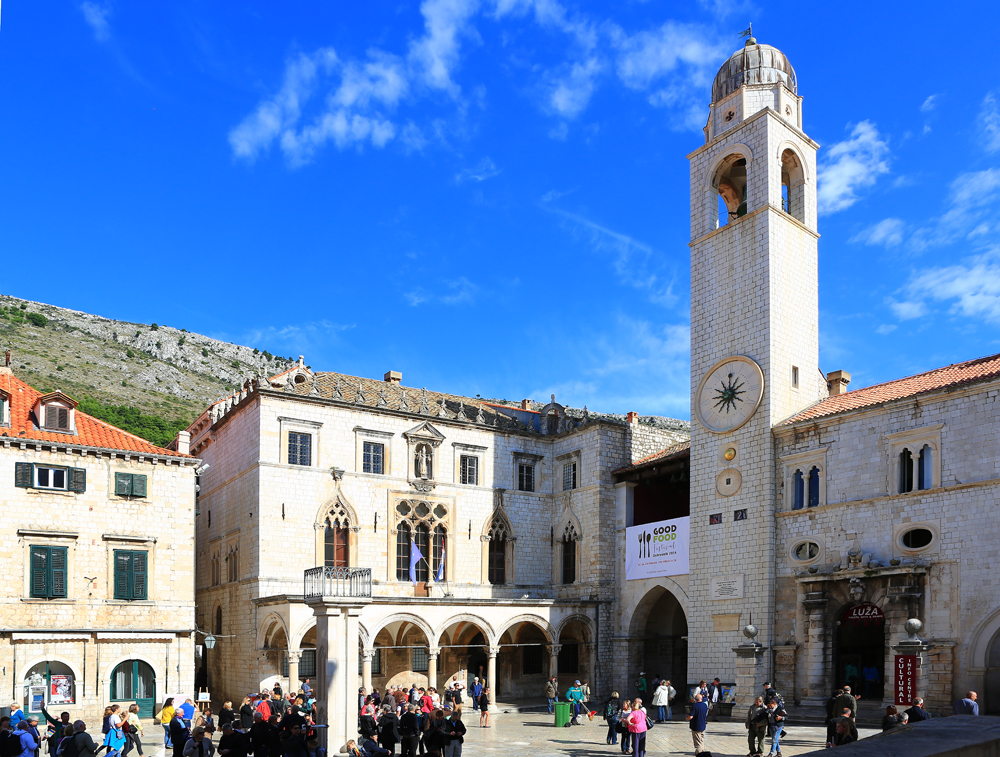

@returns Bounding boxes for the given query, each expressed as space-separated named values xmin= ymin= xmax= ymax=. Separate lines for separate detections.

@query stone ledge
xmin=798 ymin=715 xmax=1000 ymax=756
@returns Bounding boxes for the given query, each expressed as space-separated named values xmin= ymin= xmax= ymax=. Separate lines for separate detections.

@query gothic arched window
xmin=396 ymin=522 xmax=412 ymax=581
xmin=561 ymin=523 xmax=580 ymax=585
xmin=432 ymin=525 xmax=447 ymax=581
xmin=325 ymin=517 xmax=349 ymax=567
xmin=413 ymin=524 xmax=430 ymax=583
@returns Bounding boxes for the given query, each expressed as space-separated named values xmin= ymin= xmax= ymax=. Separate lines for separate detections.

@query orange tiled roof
xmin=0 ymin=372 xmax=190 ymax=457
xmin=782 ymin=352 xmax=1000 ymax=426
xmin=613 ymin=440 xmax=690 ymax=474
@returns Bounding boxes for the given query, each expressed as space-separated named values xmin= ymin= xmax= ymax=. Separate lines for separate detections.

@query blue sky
xmin=3 ymin=1 xmax=1000 ymax=420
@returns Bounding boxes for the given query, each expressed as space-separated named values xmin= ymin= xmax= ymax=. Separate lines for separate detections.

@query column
xmin=801 ymin=586 xmax=829 ymax=707
xmin=548 ymin=644 xmax=562 ymax=681
xmin=362 ymin=649 xmax=374 ymax=695
xmin=287 ymin=650 xmax=302 ymax=694
xmin=487 ymin=646 xmax=500 ymax=701
xmin=733 ymin=634 xmax=768 ymax=709
xmin=428 ymin=648 xmax=439 ymax=691
xmin=308 ymin=599 xmax=370 ymax=752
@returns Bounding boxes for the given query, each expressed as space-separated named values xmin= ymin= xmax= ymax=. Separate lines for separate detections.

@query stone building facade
xmin=188 ymin=366 xmax=686 ymax=706
xmin=607 ymin=35 xmax=1000 ymax=717
xmin=0 ymin=365 xmax=199 ymax=722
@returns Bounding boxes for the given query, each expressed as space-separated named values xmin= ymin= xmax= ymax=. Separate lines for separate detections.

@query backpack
xmin=2 ymin=733 xmax=22 ymax=757
xmin=604 ymin=702 xmax=616 ymax=720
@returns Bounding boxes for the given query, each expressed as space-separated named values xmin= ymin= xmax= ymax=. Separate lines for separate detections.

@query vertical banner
xmin=625 ymin=516 xmax=689 ymax=580
xmin=894 ymin=654 xmax=917 ymax=706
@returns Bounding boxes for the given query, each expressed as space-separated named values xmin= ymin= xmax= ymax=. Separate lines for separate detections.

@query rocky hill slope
xmin=0 ymin=293 xmax=295 ymax=428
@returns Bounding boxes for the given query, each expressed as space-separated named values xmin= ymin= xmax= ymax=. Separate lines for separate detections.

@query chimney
xmin=175 ymin=430 xmax=191 ymax=455
xmin=521 ymin=399 xmax=532 ymax=410
xmin=298 ymin=355 xmax=305 ymax=367
xmin=827 ymin=370 xmax=851 ymax=397
xmin=0 ymin=349 xmax=10 ymax=375
xmin=384 ymin=371 xmax=402 ymax=384
xmin=627 ymin=411 xmax=639 ymax=425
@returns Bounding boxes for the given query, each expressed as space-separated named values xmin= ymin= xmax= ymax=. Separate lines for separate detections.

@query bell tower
xmin=686 ymin=36 xmax=821 ymax=681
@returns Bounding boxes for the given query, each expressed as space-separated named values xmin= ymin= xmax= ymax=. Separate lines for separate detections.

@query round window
xmin=901 ymin=527 xmax=934 ymax=550
xmin=793 ymin=541 xmax=820 ymax=562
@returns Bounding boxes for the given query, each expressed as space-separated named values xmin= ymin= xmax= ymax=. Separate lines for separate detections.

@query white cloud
xmin=542 ymin=206 xmax=678 ymax=306
xmin=547 ymin=57 xmax=602 ymax=118
xmin=875 ymin=324 xmax=897 ymax=335
xmin=540 ymin=187 xmax=575 ymax=203
xmin=887 ymin=299 xmax=928 ymax=321
xmin=405 ymin=277 xmax=479 ymax=306
xmin=920 ymin=94 xmax=938 ymax=113
xmin=408 ymin=0 xmax=481 ymax=96
xmin=850 ymin=218 xmax=905 ymax=247
xmin=817 ymin=121 xmax=891 ymax=214
xmin=80 ymin=2 xmax=111 ymax=42
xmin=911 ymin=168 xmax=1000 ymax=249
xmin=900 ymin=248 xmax=1000 ymax=324
xmin=455 ymin=157 xmax=501 ymax=182
xmin=980 ymin=93 xmax=1000 ymax=153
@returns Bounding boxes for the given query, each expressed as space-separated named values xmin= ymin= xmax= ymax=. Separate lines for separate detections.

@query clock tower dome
xmin=686 ymin=35 xmax=821 ymax=682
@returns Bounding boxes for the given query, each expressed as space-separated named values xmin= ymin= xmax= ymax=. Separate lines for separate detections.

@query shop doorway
xmin=111 ymin=660 xmax=156 ymax=718
xmin=23 ymin=661 xmax=76 ymax=715
xmin=835 ymin=606 xmax=886 ymax=699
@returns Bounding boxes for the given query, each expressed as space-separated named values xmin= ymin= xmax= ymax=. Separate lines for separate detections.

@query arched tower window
xmin=781 ymin=148 xmax=805 ymax=223
xmin=714 ymin=155 xmax=748 ymax=228
xmin=792 ymin=470 xmax=804 ymax=510
xmin=561 ymin=522 xmax=580 ymax=585
xmin=215 ymin=605 xmax=222 ymax=635
xmin=486 ymin=518 xmax=511 ymax=585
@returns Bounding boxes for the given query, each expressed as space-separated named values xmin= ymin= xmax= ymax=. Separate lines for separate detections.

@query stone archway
xmin=621 ymin=585 xmax=687 ymax=701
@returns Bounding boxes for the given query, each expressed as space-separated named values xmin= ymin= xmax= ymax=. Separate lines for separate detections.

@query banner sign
xmin=49 ymin=675 xmax=74 ymax=704
xmin=844 ymin=602 xmax=885 ymax=624
xmin=626 ymin=517 xmax=689 ymax=580
xmin=894 ymin=654 xmax=917 ymax=706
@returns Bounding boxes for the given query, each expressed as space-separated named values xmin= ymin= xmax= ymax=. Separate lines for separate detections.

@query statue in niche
xmin=415 ymin=444 xmax=433 ymax=479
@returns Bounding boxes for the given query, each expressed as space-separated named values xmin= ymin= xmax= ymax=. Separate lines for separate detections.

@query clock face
xmin=695 ymin=356 xmax=764 ymax=434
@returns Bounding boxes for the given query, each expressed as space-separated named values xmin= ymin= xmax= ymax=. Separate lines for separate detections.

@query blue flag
xmin=436 ymin=549 xmax=446 ymax=582
xmin=409 ymin=540 xmax=424 ymax=584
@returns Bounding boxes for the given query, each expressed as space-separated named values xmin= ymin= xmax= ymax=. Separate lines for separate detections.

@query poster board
xmin=50 ymin=676 xmax=74 ymax=705
xmin=625 ymin=517 xmax=689 ymax=580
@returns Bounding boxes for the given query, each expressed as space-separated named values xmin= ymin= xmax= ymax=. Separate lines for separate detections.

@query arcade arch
xmin=628 ymin=586 xmax=688 ymax=697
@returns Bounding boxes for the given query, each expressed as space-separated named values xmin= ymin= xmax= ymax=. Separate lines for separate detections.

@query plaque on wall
xmin=710 ymin=574 xmax=744 ymax=600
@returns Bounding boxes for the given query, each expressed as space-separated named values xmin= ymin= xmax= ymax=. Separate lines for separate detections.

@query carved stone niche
xmin=403 ymin=421 xmax=446 ymax=485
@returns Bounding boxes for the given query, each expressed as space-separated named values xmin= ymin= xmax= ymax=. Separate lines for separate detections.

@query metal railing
xmin=304 ymin=566 xmax=372 ymax=599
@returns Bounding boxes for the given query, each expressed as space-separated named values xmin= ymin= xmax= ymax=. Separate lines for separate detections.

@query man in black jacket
xmin=706 ymin=678 xmax=725 ymax=722
xmin=398 ymin=705 xmax=419 ymax=757
xmin=904 ymin=697 xmax=931 ymax=723
xmin=170 ymin=711 xmax=190 ymax=757
xmin=377 ymin=706 xmax=401 ymax=756
xmin=249 ymin=713 xmax=272 ymax=757
xmin=217 ymin=724 xmax=248 ymax=757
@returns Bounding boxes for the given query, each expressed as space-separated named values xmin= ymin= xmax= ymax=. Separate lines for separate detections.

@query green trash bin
xmin=554 ymin=701 xmax=571 ymax=727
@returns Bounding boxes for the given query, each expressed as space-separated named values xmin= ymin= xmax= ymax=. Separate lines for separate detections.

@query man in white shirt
xmin=707 ymin=678 xmax=724 ymax=722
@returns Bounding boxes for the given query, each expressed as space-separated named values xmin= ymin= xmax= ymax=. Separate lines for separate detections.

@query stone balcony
xmin=303 ymin=566 xmax=373 ymax=599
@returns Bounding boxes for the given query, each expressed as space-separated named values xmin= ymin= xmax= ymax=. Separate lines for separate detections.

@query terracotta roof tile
xmin=0 ymin=372 xmax=190 ymax=457
xmin=613 ymin=441 xmax=691 ymax=474
xmin=782 ymin=352 xmax=1000 ymax=426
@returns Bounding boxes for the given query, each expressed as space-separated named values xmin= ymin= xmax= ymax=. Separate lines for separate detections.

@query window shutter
xmin=45 ymin=405 xmax=57 ymax=428
xmin=131 ymin=474 xmax=147 ymax=498
xmin=114 ymin=550 xmax=131 ymax=600
xmin=132 ymin=551 xmax=148 ymax=600
xmin=15 ymin=462 xmax=34 ymax=488
xmin=68 ymin=468 xmax=86 ymax=493
xmin=115 ymin=472 xmax=132 ymax=497
xmin=57 ymin=408 xmax=69 ymax=430
xmin=30 ymin=546 xmax=48 ymax=598
xmin=50 ymin=548 xmax=67 ymax=598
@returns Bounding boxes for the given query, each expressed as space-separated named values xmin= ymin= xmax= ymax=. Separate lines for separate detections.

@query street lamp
xmin=204 ymin=634 xmax=217 ymax=649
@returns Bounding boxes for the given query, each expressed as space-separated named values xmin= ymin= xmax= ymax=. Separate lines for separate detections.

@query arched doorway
xmin=496 ymin=619 xmax=552 ymax=700
xmin=835 ymin=605 xmax=886 ymax=699
xmin=642 ymin=591 xmax=687 ymax=697
xmin=986 ymin=627 xmax=1000 ymax=715
xmin=111 ymin=660 xmax=156 ymax=717
xmin=371 ymin=619 xmax=431 ymax=691
xmin=628 ymin=586 xmax=687 ymax=703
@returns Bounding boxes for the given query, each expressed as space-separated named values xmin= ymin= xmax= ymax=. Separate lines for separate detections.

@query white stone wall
xmin=194 ymin=388 xmax=684 ymax=702
xmin=687 ymin=106 xmax=820 ymax=683
xmin=773 ymin=380 xmax=1000 ymax=704
xmin=0 ymin=442 xmax=197 ymax=722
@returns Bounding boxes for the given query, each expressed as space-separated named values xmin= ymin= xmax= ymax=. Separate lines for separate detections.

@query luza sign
xmin=625 ymin=516 xmax=689 ymax=580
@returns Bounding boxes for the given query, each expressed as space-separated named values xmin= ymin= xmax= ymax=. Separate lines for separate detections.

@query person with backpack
xmin=602 ymin=693 xmax=620 ymax=746
xmin=377 ymin=706 xmax=400 ymax=757
xmin=58 ymin=722 xmax=97 ymax=757
xmin=765 ymin=697 xmax=788 ymax=757
xmin=15 ymin=719 xmax=39 ymax=757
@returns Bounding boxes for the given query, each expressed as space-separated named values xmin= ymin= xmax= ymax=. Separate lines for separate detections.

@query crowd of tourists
xmin=352 ymin=677 xmax=482 ymax=757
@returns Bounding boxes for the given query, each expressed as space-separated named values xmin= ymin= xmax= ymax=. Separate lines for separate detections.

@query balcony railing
xmin=304 ymin=566 xmax=373 ymax=599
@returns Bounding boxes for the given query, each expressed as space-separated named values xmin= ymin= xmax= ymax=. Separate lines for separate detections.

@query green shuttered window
xmin=30 ymin=546 xmax=68 ymax=598
xmin=115 ymin=473 xmax=148 ymax=497
xmin=15 ymin=463 xmax=85 ymax=492
xmin=113 ymin=550 xmax=148 ymax=601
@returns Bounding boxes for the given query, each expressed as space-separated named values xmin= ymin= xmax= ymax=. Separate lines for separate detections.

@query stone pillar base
xmin=733 ymin=643 xmax=768 ymax=709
